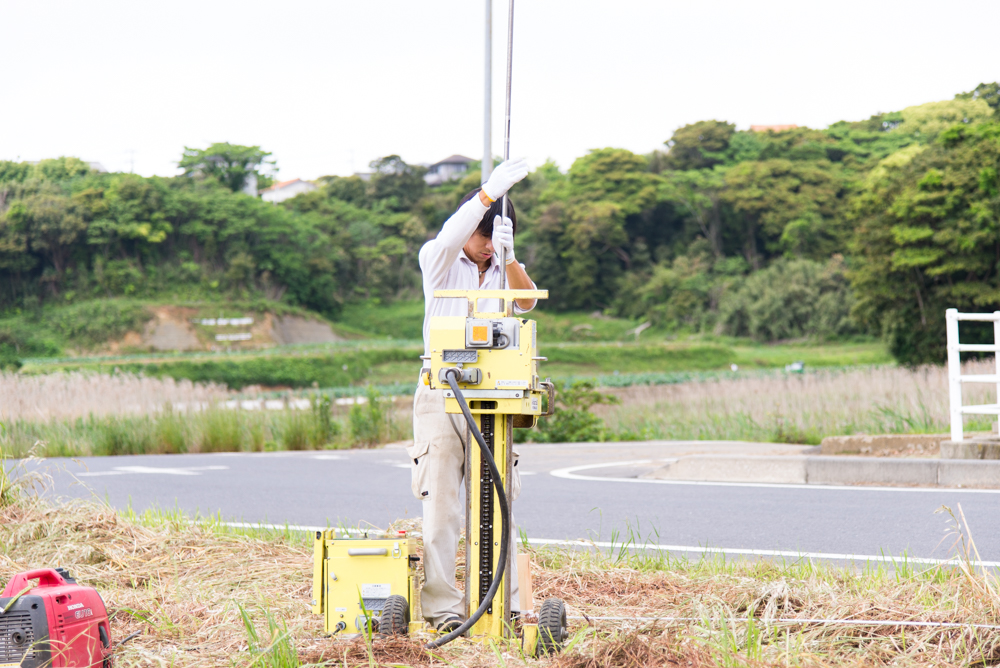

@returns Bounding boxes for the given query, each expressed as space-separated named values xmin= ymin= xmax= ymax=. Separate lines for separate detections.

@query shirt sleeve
xmin=512 ymin=264 xmax=537 ymax=314
xmin=418 ymin=196 xmax=489 ymax=289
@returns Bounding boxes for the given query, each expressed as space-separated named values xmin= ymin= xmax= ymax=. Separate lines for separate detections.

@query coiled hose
xmin=425 ymin=368 xmax=511 ymax=649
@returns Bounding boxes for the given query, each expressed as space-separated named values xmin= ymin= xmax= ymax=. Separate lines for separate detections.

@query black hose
xmin=425 ymin=369 xmax=511 ymax=649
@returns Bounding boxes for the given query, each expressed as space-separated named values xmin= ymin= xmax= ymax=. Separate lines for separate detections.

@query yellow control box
xmin=312 ymin=530 xmax=418 ymax=634
xmin=426 ymin=290 xmax=553 ymax=424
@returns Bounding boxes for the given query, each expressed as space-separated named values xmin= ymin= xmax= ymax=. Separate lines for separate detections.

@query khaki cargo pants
xmin=409 ymin=383 xmax=521 ymax=627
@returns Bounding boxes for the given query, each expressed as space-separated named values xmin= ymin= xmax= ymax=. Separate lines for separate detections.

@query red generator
xmin=0 ymin=568 xmax=112 ymax=668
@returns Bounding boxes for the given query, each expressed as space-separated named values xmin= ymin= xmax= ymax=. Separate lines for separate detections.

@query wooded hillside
xmin=2 ymin=84 xmax=999 ymax=364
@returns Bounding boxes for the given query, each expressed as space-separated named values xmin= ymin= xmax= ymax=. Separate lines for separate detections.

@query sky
xmin=3 ymin=0 xmax=999 ymax=181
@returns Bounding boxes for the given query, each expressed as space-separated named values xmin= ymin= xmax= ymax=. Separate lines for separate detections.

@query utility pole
xmin=482 ymin=0 xmax=492 ymax=184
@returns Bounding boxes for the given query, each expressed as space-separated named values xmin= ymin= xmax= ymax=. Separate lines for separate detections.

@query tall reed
xmin=0 ymin=371 xmax=226 ymax=420
xmin=597 ymin=361 xmax=997 ymax=444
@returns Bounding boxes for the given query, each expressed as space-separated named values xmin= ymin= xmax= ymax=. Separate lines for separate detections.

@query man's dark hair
xmin=458 ymin=188 xmax=517 ymax=238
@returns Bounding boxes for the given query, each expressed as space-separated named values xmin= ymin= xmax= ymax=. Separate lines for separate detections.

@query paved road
xmin=23 ymin=441 xmax=1000 ymax=564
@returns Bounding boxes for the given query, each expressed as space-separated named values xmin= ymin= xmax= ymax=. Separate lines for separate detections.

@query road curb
xmin=645 ymin=454 xmax=1000 ymax=488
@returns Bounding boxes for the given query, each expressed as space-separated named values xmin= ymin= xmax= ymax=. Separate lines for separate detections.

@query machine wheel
xmin=536 ymin=598 xmax=567 ymax=655
xmin=379 ymin=595 xmax=410 ymax=636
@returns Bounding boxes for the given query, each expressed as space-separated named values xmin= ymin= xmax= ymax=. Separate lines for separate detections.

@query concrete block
xmin=806 ymin=456 xmax=938 ymax=486
xmin=938 ymin=460 xmax=1000 ymax=488
xmin=657 ymin=455 xmax=806 ymax=484
xmin=819 ymin=434 xmax=946 ymax=456
xmin=940 ymin=440 xmax=1000 ymax=460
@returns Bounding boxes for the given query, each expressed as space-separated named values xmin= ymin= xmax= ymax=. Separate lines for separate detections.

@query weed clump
xmin=349 ymin=386 xmax=393 ymax=446
xmin=526 ymin=380 xmax=619 ymax=443
xmin=200 ymin=409 xmax=242 ymax=453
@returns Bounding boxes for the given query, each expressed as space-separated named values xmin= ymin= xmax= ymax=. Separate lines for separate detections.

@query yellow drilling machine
xmin=311 ymin=288 xmax=567 ymax=656
xmin=311 ymin=0 xmax=567 ymax=655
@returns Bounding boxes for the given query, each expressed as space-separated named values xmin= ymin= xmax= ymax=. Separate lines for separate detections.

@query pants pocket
xmin=406 ymin=440 xmax=432 ymax=500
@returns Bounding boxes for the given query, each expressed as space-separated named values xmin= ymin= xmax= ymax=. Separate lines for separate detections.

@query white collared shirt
xmin=418 ymin=196 xmax=535 ymax=357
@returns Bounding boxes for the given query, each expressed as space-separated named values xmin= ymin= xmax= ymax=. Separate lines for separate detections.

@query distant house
xmin=259 ymin=178 xmax=317 ymax=203
xmin=750 ymin=124 xmax=799 ymax=133
xmin=424 ymin=154 xmax=474 ymax=186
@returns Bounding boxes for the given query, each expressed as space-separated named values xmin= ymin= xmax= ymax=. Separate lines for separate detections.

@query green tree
xmin=367 ymin=155 xmax=426 ymax=211
xmin=5 ymin=192 xmax=86 ymax=280
xmin=850 ymin=121 xmax=1000 ymax=363
xmin=528 ymin=149 xmax=659 ymax=310
xmin=663 ymin=120 xmax=735 ymax=171
xmin=661 ymin=168 xmax=727 ymax=258
xmin=179 ymin=143 xmax=275 ymax=193
xmin=719 ymin=256 xmax=856 ymax=341
xmin=956 ymin=82 xmax=1000 ymax=119
xmin=722 ymin=159 xmax=845 ymax=266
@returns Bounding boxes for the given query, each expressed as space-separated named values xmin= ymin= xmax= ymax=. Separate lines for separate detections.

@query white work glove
xmin=481 ymin=158 xmax=529 ymax=202
xmin=492 ymin=215 xmax=515 ymax=264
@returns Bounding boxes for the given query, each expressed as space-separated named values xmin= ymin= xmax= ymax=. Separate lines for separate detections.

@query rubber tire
xmin=379 ymin=595 xmax=409 ymax=636
xmin=536 ymin=598 xmax=567 ymax=656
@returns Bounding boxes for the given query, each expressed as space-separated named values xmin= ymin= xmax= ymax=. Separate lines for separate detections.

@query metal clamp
xmin=539 ymin=381 xmax=556 ymax=417
xmin=440 ymin=367 xmax=482 ymax=385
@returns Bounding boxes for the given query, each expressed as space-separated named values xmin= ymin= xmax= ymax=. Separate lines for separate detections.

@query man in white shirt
xmin=409 ymin=159 xmax=534 ymax=632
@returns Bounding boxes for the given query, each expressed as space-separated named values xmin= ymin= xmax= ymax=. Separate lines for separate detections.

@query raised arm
xmin=419 ymin=159 xmax=530 ymax=287
xmin=419 ymin=196 xmax=489 ymax=289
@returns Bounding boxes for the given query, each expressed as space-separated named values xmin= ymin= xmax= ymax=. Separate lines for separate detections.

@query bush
xmin=0 ymin=326 xmax=61 ymax=369
xmin=155 ymin=410 xmax=188 ymax=454
xmin=532 ymin=380 xmax=619 ymax=443
xmin=718 ymin=257 xmax=857 ymax=341
xmin=93 ymin=415 xmax=154 ymax=456
xmin=59 ymin=347 xmax=418 ymax=389
xmin=349 ymin=387 xmax=388 ymax=446
xmin=280 ymin=411 xmax=314 ymax=451
xmin=200 ymin=409 xmax=241 ymax=452
xmin=312 ymin=394 xmax=340 ymax=445
xmin=49 ymin=300 xmax=152 ymax=348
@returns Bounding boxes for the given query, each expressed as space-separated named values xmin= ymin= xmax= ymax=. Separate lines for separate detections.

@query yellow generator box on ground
xmin=312 ymin=529 xmax=418 ymax=634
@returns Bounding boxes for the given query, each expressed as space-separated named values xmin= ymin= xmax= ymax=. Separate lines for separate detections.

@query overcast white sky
xmin=3 ymin=0 xmax=998 ymax=180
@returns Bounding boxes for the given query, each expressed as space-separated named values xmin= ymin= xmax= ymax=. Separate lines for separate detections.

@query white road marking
xmin=550 ymin=460 xmax=1000 ymax=494
xmin=216 ymin=522 xmax=1000 ymax=568
xmin=312 ymin=454 xmax=346 ymax=460
xmin=77 ymin=465 xmax=229 ymax=477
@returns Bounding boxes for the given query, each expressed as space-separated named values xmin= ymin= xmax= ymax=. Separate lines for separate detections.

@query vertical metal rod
xmin=482 ymin=0 xmax=492 ymax=185
xmin=499 ymin=0 xmax=514 ymax=289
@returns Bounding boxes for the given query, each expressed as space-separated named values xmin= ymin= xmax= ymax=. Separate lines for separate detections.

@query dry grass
xmin=0 ymin=371 xmax=227 ymax=421
xmin=597 ymin=361 xmax=998 ymax=444
xmin=3 ymin=458 xmax=1000 ymax=668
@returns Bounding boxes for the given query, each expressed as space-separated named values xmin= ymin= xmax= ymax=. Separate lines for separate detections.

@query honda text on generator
xmin=312 ymin=291 xmax=568 ymax=656
xmin=0 ymin=569 xmax=113 ymax=668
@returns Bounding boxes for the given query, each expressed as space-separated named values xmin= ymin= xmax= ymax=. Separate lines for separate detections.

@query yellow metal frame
xmin=427 ymin=288 xmax=548 ymax=640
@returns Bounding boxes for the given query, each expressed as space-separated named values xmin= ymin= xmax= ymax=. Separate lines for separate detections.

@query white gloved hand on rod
xmin=481 ymin=158 xmax=529 ymax=202
xmin=492 ymin=215 xmax=515 ymax=265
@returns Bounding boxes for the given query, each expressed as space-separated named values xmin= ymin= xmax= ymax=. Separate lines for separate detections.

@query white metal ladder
xmin=946 ymin=308 xmax=1000 ymax=441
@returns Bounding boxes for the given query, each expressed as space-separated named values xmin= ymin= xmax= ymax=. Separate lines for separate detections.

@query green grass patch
xmin=334 ymin=300 xmax=426 ymax=339
xmin=2 ymin=398 xmax=407 ymax=459
xmin=334 ymin=300 xmax=650 ymax=343
xmin=541 ymin=342 xmax=735 ymax=376
xmin=731 ymin=340 xmax=893 ymax=368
